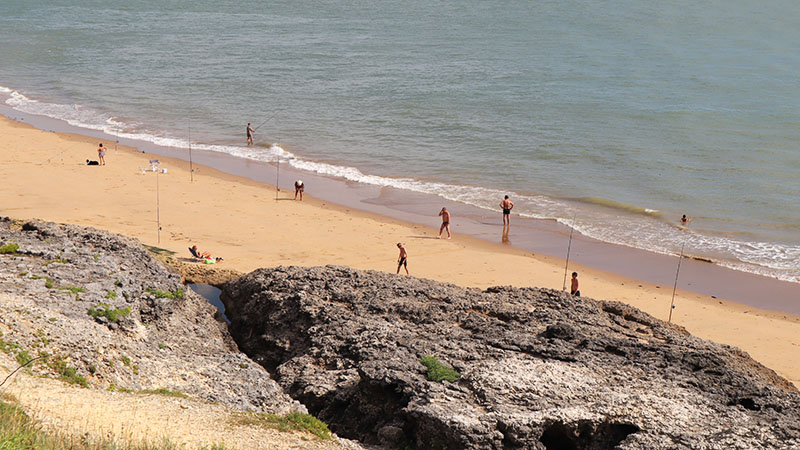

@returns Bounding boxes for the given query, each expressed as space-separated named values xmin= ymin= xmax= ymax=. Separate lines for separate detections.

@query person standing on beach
xmin=294 ymin=180 xmax=304 ymax=200
xmin=570 ymin=272 xmax=580 ymax=297
xmin=438 ymin=207 xmax=451 ymax=239
xmin=246 ymin=123 xmax=255 ymax=146
xmin=500 ymin=195 xmax=514 ymax=225
xmin=97 ymin=143 xmax=106 ymax=166
xmin=396 ymin=243 xmax=408 ymax=275
xmin=681 ymin=214 xmax=692 ymax=225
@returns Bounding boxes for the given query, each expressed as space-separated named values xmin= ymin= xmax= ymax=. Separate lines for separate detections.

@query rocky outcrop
xmin=221 ymin=265 xmax=800 ymax=449
xmin=0 ymin=218 xmax=299 ymax=413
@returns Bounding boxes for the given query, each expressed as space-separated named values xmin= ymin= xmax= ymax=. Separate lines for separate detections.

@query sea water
xmin=1 ymin=0 xmax=798 ymax=282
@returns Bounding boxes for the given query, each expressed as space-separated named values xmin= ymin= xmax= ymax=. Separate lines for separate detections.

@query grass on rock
xmin=420 ymin=355 xmax=460 ymax=383
xmin=233 ymin=412 xmax=332 ymax=440
xmin=0 ymin=243 xmax=19 ymax=254
xmin=143 ymin=244 xmax=176 ymax=256
xmin=48 ymin=356 xmax=88 ymax=388
xmin=88 ymin=303 xmax=131 ymax=322
xmin=138 ymin=388 xmax=188 ymax=399
xmin=145 ymin=288 xmax=185 ymax=299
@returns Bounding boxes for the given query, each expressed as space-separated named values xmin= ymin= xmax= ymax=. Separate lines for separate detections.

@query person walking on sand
xmin=294 ymin=180 xmax=304 ymax=200
xmin=438 ymin=207 xmax=451 ymax=239
xmin=570 ymin=272 xmax=580 ymax=297
xmin=396 ymin=243 xmax=408 ymax=275
xmin=246 ymin=123 xmax=255 ymax=146
xmin=97 ymin=143 xmax=106 ymax=165
xmin=500 ymin=195 xmax=514 ymax=225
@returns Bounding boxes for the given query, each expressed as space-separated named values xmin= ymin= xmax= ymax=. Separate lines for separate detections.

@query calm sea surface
xmin=1 ymin=0 xmax=798 ymax=282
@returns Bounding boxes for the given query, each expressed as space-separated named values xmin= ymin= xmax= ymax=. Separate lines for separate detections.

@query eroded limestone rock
xmin=222 ymin=265 xmax=800 ymax=449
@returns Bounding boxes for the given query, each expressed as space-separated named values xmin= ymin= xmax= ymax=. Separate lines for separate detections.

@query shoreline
xmin=2 ymin=103 xmax=799 ymax=314
xmin=1 ymin=113 xmax=800 ymax=388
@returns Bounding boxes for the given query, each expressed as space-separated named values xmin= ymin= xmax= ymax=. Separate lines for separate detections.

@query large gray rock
xmin=221 ymin=265 xmax=800 ymax=449
xmin=0 ymin=218 xmax=300 ymax=413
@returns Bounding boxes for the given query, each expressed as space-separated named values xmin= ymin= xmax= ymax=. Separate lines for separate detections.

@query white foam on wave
xmin=3 ymin=84 xmax=799 ymax=284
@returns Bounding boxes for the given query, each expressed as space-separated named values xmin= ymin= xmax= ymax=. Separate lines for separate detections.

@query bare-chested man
xmin=438 ymin=207 xmax=451 ymax=239
xmin=246 ymin=123 xmax=255 ymax=146
xmin=396 ymin=243 xmax=408 ymax=275
xmin=570 ymin=272 xmax=580 ymax=297
xmin=500 ymin=195 xmax=514 ymax=225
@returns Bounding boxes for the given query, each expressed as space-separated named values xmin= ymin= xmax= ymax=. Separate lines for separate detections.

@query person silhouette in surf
xmin=246 ymin=123 xmax=255 ymax=146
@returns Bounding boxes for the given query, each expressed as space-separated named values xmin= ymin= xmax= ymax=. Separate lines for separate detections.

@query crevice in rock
xmin=539 ymin=420 xmax=640 ymax=450
xmin=294 ymin=377 xmax=414 ymax=446
xmin=728 ymin=397 xmax=760 ymax=411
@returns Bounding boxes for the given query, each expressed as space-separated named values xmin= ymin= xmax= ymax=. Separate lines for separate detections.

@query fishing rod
xmin=275 ymin=158 xmax=280 ymax=200
xmin=562 ymin=213 xmax=576 ymax=291
xmin=254 ymin=111 xmax=279 ymax=131
xmin=668 ymin=237 xmax=688 ymax=323
xmin=189 ymin=124 xmax=194 ymax=182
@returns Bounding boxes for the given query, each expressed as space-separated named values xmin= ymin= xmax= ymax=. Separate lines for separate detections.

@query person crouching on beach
xmin=438 ymin=207 xmax=451 ymax=239
xmin=570 ymin=272 xmax=580 ymax=297
xmin=294 ymin=180 xmax=304 ymax=200
xmin=97 ymin=143 xmax=106 ymax=166
xmin=396 ymin=243 xmax=408 ymax=275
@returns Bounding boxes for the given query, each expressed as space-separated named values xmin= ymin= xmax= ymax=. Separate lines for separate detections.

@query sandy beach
xmin=1 ymin=114 xmax=799 ymax=388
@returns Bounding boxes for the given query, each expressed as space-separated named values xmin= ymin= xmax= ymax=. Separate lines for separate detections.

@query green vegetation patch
xmin=146 ymin=288 xmax=185 ymax=299
xmin=15 ymin=349 xmax=33 ymax=367
xmin=47 ymin=356 xmax=88 ymax=388
xmin=138 ymin=388 xmax=188 ymax=399
xmin=60 ymin=285 xmax=86 ymax=295
xmin=107 ymin=383 xmax=134 ymax=393
xmin=41 ymin=257 xmax=68 ymax=266
xmin=233 ymin=412 xmax=332 ymax=440
xmin=143 ymin=244 xmax=176 ymax=256
xmin=0 ymin=243 xmax=19 ymax=254
xmin=420 ymin=355 xmax=460 ymax=383
xmin=0 ymin=336 xmax=21 ymax=355
xmin=105 ymin=290 xmax=117 ymax=299
xmin=88 ymin=303 xmax=131 ymax=322
xmin=1 ymin=394 xmax=190 ymax=448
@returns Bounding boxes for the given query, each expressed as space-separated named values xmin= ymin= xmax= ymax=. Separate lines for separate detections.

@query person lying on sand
xmin=190 ymin=245 xmax=223 ymax=262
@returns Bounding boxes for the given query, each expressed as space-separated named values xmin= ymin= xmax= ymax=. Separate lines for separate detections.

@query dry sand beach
xmin=1 ymin=114 xmax=799 ymax=393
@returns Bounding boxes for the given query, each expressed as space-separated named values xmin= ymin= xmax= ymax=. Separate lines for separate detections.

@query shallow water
xmin=188 ymin=283 xmax=229 ymax=324
xmin=1 ymin=0 xmax=798 ymax=282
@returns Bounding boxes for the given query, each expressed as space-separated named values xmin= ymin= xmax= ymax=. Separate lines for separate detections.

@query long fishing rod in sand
xmin=156 ymin=166 xmax=162 ymax=244
xmin=275 ymin=158 xmax=280 ymax=200
xmin=562 ymin=213 xmax=577 ymax=291
xmin=188 ymin=124 xmax=194 ymax=182
xmin=668 ymin=236 xmax=688 ymax=323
